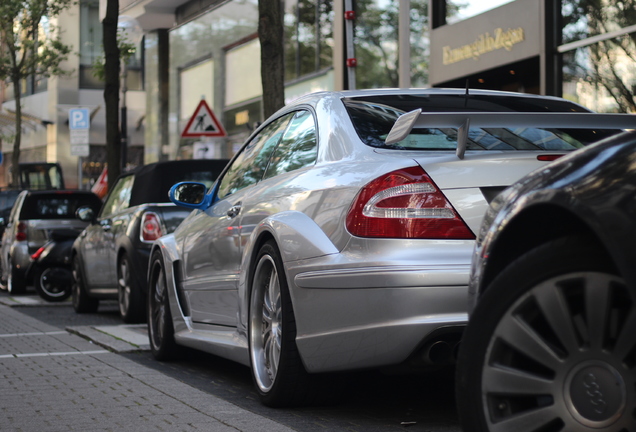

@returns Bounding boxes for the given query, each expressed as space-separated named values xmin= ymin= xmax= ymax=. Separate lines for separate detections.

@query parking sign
xmin=69 ymin=108 xmax=90 ymax=130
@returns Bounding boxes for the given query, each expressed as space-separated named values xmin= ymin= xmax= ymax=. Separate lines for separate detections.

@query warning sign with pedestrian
xmin=181 ymin=99 xmax=227 ymax=138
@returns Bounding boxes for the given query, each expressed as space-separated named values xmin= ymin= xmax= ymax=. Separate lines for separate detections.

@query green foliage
xmin=0 ymin=0 xmax=75 ymax=82
xmin=91 ymin=34 xmax=137 ymax=81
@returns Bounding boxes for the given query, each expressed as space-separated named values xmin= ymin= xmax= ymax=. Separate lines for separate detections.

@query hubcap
xmin=565 ymin=360 xmax=626 ymax=427
xmin=481 ymin=272 xmax=634 ymax=431
xmin=250 ymin=254 xmax=282 ymax=393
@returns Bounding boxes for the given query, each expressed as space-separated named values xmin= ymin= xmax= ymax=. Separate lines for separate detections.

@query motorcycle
xmin=27 ymin=229 xmax=80 ymax=302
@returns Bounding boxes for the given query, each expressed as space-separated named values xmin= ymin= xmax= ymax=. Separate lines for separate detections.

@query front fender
xmin=237 ymin=211 xmax=339 ymax=332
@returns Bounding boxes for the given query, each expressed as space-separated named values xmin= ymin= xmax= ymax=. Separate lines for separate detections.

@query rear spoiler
xmin=385 ymin=110 xmax=636 ymax=160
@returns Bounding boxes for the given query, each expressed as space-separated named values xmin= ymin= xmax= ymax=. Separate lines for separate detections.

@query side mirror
xmin=0 ymin=217 xmax=5 ymax=227
xmin=76 ymin=206 xmax=95 ymax=223
xmin=169 ymin=182 xmax=210 ymax=209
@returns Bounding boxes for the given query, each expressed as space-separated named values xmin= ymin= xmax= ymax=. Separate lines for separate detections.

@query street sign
xmin=181 ymin=99 xmax=227 ymax=138
xmin=69 ymin=108 xmax=90 ymax=130
xmin=69 ymin=108 xmax=90 ymax=157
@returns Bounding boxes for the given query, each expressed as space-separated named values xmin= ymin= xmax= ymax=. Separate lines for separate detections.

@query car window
xmin=19 ymin=194 xmax=102 ymax=220
xmin=343 ymin=98 xmax=623 ymax=151
xmin=101 ymin=175 xmax=134 ymax=218
xmin=263 ymin=110 xmax=317 ymax=179
xmin=217 ymin=113 xmax=294 ymax=199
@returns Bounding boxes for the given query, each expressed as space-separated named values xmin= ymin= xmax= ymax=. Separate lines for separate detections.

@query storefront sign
xmin=443 ymin=27 xmax=525 ymax=65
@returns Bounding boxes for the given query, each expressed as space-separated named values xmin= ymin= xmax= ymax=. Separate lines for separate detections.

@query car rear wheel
xmin=8 ymin=265 xmax=26 ymax=294
xmin=34 ymin=266 xmax=72 ymax=302
xmin=147 ymin=250 xmax=178 ymax=361
xmin=72 ymin=255 xmax=99 ymax=313
xmin=118 ymin=253 xmax=145 ymax=324
xmin=249 ymin=240 xmax=330 ymax=407
xmin=456 ymin=236 xmax=635 ymax=432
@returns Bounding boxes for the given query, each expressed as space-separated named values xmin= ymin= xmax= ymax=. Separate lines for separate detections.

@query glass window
xmin=446 ymin=0 xmax=514 ymax=25
xmin=562 ymin=34 xmax=636 ymax=113
xmin=264 ymin=110 xmax=317 ymax=178
xmin=101 ymin=175 xmax=134 ymax=218
xmin=79 ymin=0 xmax=103 ymax=89
xmin=218 ymin=114 xmax=294 ymax=199
xmin=343 ymin=96 xmax=623 ymax=150
xmin=20 ymin=194 xmax=102 ymax=220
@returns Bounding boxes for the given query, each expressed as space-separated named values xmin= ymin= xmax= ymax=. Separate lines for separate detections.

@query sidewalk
xmin=0 ymin=301 xmax=295 ymax=431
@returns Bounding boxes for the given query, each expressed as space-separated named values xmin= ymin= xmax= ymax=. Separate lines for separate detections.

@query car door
xmin=80 ymin=175 xmax=134 ymax=289
xmin=181 ymin=113 xmax=294 ymax=326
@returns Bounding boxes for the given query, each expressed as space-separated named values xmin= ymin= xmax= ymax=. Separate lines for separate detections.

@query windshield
xmin=343 ymin=96 xmax=622 ymax=151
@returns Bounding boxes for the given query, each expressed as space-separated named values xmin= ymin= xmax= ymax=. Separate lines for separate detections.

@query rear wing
xmin=385 ymin=110 xmax=636 ymax=159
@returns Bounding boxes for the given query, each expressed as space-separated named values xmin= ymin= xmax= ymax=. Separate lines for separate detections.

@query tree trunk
xmin=10 ymin=75 xmax=22 ymax=188
xmin=259 ymin=0 xmax=285 ymax=119
xmin=103 ymin=0 xmax=121 ymax=190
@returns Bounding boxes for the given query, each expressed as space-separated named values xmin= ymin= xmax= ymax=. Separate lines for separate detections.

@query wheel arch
xmin=238 ymin=211 xmax=339 ymax=332
xmin=480 ymin=203 xmax=613 ymax=294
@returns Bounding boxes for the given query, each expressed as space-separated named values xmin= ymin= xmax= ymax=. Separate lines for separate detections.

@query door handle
xmin=100 ymin=220 xmax=111 ymax=231
xmin=226 ymin=204 xmax=241 ymax=219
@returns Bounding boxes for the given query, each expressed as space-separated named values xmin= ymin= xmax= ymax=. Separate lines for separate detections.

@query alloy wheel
xmin=250 ymin=254 xmax=283 ymax=393
xmin=481 ymin=271 xmax=635 ymax=431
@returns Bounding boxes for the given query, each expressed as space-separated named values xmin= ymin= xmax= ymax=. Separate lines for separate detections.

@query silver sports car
xmin=146 ymin=89 xmax=633 ymax=407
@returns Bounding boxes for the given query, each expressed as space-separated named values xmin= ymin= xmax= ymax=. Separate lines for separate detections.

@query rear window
xmin=20 ymin=193 xmax=102 ymax=220
xmin=343 ymin=96 xmax=623 ymax=151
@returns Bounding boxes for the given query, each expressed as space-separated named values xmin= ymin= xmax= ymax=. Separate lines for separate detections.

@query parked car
xmin=0 ymin=190 xmax=102 ymax=294
xmin=456 ymin=130 xmax=636 ymax=431
xmin=71 ymin=159 xmax=228 ymax=323
xmin=146 ymin=88 xmax=634 ymax=407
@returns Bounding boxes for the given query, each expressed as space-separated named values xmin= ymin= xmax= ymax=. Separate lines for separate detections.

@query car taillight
xmin=346 ymin=166 xmax=475 ymax=239
xmin=141 ymin=212 xmax=163 ymax=242
xmin=16 ymin=221 xmax=27 ymax=241
xmin=31 ymin=247 xmax=46 ymax=261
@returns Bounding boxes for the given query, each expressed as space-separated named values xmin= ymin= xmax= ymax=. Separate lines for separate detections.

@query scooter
xmin=27 ymin=229 xmax=80 ymax=302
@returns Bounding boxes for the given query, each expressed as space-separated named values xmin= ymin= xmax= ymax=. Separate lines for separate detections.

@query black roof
xmin=126 ymin=159 xmax=229 ymax=207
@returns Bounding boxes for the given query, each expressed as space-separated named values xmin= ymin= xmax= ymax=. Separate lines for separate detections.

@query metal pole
xmin=121 ymin=63 xmax=128 ymax=171
xmin=398 ymin=0 xmax=411 ymax=88
xmin=344 ymin=0 xmax=356 ymax=90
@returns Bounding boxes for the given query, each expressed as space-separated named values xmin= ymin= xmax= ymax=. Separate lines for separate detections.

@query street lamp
xmin=117 ymin=15 xmax=143 ymax=171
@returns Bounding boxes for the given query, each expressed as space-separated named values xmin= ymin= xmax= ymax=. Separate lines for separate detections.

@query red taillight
xmin=31 ymin=247 xmax=46 ymax=261
xmin=537 ymin=154 xmax=563 ymax=161
xmin=346 ymin=166 xmax=475 ymax=239
xmin=141 ymin=213 xmax=163 ymax=242
xmin=16 ymin=222 xmax=27 ymax=242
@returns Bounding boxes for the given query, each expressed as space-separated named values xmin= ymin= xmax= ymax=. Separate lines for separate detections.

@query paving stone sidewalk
xmin=0 ymin=303 xmax=295 ymax=431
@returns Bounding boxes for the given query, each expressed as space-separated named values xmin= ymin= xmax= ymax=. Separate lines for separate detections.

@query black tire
xmin=117 ymin=253 xmax=145 ymax=324
xmin=72 ymin=255 xmax=99 ymax=313
xmin=147 ymin=250 xmax=179 ymax=361
xmin=248 ymin=240 xmax=331 ymax=407
xmin=33 ymin=266 xmax=72 ymax=302
xmin=456 ymin=236 xmax=634 ymax=432
xmin=7 ymin=264 xmax=27 ymax=294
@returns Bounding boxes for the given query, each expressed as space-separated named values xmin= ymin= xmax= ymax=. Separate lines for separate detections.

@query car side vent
xmin=480 ymin=186 xmax=508 ymax=204
xmin=172 ymin=260 xmax=191 ymax=317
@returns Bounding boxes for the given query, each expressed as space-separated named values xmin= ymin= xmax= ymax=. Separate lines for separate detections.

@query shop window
xmin=180 ymin=59 xmax=214 ymax=124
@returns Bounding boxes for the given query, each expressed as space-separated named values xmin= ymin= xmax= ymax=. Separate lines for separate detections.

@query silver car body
xmin=151 ymin=89 xmax=630 ymax=373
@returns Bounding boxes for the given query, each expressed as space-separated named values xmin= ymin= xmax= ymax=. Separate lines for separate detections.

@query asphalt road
xmin=16 ymin=297 xmax=462 ymax=432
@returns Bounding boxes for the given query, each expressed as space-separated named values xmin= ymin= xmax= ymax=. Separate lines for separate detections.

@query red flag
xmin=91 ymin=166 xmax=108 ymax=199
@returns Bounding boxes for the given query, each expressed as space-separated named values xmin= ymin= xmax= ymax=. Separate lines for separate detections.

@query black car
xmin=456 ymin=130 xmax=636 ymax=431
xmin=71 ymin=159 xmax=228 ymax=323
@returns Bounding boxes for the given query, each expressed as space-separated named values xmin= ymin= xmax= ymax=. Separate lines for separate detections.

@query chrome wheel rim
xmin=149 ymin=264 xmax=166 ymax=350
xmin=118 ymin=258 xmax=131 ymax=316
xmin=249 ymin=255 xmax=282 ymax=393
xmin=481 ymin=272 xmax=635 ymax=431
xmin=39 ymin=268 xmax=66 ymax=297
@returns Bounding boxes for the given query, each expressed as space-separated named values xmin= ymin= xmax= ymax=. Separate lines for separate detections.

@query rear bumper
xmin=286 ymin=240 xmax=472 ymax=373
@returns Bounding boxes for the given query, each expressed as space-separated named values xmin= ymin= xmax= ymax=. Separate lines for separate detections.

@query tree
xmin=102 ymin=0 xmax=121 ymax=190
xmin=259 ymin=0 xmax=285 ymax=119
xmin=0 ymin=0 xmax=73 ymax=187
xmin=562 ymin=0 xmax=636 ymax=112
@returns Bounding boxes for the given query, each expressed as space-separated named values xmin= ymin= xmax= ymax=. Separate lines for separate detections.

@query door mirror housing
xmin=76 ymin=206 xmax=95 ymax=223
xmin=169 ymin=182 xmax=211 ymax=209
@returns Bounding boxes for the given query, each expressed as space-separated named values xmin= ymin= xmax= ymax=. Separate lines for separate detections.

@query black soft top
xmin=127 ymin=159 xmax=229 ymax=207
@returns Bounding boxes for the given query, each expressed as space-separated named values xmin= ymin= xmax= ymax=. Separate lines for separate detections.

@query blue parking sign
xmin=69 ymin=108 xmax=90 ymax=130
